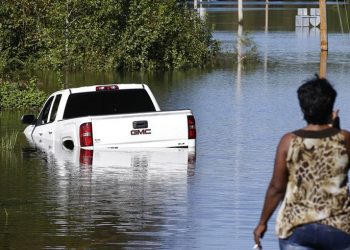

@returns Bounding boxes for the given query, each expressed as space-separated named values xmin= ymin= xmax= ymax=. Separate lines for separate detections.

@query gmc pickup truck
xmin=21 ymin=84 xmax=196 ymax=150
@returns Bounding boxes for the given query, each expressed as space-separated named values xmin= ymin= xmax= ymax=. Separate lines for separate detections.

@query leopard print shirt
xmin=276 ymin=128 xmax=350 ymax=239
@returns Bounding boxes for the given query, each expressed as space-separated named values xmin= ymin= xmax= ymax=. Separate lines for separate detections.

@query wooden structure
xmin=319 ymin=0 xmax=328 ymax=51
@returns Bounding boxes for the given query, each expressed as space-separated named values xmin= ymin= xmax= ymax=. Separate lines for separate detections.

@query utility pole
xmin=319 ymin=0 xmax=328 ymax=51
xmin=265 ymin=0 xmax=269 ymax=33
xmin=237 ymin=0 xmax=243 ymax=61
xmin=320 ymin=50 xmax=328 ymax=78
xmin=236 ymin=0 xmax=243 ymax=90
xmin=238 ymin=0 xmax=243 ymax=26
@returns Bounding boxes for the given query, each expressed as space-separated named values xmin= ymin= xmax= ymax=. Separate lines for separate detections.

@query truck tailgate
xmin=91 ymin=110 xmax=192 ymax=148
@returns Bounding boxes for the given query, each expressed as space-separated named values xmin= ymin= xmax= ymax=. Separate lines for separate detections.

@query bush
xmin=0 ymin=79 xmax=47 ymax=110
xmin=0 ymin=0 xmax=219 ymax=71
xmin=115 ymin=0 xmax=219 ymax=70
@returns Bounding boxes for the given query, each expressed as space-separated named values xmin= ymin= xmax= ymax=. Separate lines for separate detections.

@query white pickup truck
xmin=21 ymin=84 xmax=196 ymax=150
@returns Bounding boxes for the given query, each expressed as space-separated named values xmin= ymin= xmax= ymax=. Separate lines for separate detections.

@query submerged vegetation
xmin=0 ymin=0 xmax=219 ymax=72
xmin=0 ymin=79 xmax=47 ymax=110
xmin=0 ymin=131 xmax=18 ymax=150
xmin=234 ymin=33 xmax=260 ymax=65
xmin=212 ymin=32 xmax=261 ymax=69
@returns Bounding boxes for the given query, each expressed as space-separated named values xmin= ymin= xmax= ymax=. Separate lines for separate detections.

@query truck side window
xmin=49 ymin=94 xmax=62 ymax=122
xmin=37 ymin=96 xmax=54 ymax=125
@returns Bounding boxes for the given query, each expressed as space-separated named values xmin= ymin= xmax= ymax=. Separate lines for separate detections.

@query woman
xmin=253 ymin=76 xmax=350 ymax=250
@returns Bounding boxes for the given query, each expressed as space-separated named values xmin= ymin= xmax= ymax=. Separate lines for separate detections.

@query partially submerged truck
xmin=21 ymin=84 xmax=196 ymax=150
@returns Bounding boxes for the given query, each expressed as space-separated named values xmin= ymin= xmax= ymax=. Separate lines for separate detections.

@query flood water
xmin=2 ymin=6 xmax=350 ymax=250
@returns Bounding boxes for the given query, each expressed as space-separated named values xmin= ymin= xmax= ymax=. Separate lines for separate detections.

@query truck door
xmin=32 ymin=94 xmax=62 ymax=150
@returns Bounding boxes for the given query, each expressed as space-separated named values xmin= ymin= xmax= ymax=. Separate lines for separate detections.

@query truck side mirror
xmin=21 ymin=114 xmax=37 ymax=124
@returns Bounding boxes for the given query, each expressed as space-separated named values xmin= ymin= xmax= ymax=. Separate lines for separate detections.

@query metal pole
xmin=319 ymin=0 xmax=328 ymax=51
xmin=238 ymin=0 xmax=243 ymax=25
xmin=236 ymin=24 xmax=243 ymax=96
xmin=265 ymin=0 xmax=269 ymax=33
xmin=237 ymin=24 xmax=243 ymax=61
xmin=237 ymin=0 xmax=243 ymax=61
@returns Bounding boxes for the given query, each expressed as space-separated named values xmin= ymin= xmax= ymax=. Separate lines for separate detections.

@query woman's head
xmin=297 ymin=75 xmax=337 ymax=125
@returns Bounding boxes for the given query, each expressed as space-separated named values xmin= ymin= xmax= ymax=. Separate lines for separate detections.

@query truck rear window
xmin=63 ymin=89 xmax=156 ymax=119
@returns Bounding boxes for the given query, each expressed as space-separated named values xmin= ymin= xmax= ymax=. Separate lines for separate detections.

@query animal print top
xmin=276 ymin=127 xmax=350 ymax=239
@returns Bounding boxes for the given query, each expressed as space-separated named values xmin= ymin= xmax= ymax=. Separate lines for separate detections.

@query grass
xmin=0 ymin=131 xmax=18 ymax=150
xmin=4 ymin=208 xmax=8 ymax=224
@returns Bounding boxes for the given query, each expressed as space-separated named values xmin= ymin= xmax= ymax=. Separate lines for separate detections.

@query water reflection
xmin=236 ymin=22 xmax=243 ymax=95
xmin=23 ymin=134 xmax=195 ymax=169
xmin=14 ymin=135 xmax=196 ymax=248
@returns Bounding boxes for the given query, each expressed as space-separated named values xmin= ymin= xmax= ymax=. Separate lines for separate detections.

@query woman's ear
xmin=330 ymin=109 xmax=340 ymax=129
xmin=332 ymin=109 xmax=339 ymax=120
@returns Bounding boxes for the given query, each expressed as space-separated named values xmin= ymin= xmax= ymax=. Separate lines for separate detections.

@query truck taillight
xmin=80 ymin=149 xmax=93 ymax=166
xmin=80 ymin=122 xmax=93 ymax=147
xmin=96 ymin=85 xmax=119 ymax=91
xmin=187 ymin=115 xmax=196 ymax=139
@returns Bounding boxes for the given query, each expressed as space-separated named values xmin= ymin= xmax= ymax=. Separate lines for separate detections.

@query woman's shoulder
xmin=340 ymin=129 xmax=350 ymax=155
xmin=277 ymin=132 xmax=296 ymax=151
xmin=340 ymin=129 xmax=350 ymax=134
xmin=340 ymin=129 xmax=350 ymax=140
xmin=281 ymin=132 xmax=296 ymax=141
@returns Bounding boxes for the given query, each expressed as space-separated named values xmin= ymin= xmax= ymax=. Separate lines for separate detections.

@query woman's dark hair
xmin=297 ymin=75 xmax=337 ymax=125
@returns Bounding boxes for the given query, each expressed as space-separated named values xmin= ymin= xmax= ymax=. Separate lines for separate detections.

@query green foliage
xmin=116 ymin=0 xmax=219 ymax=70
xmin=0 ymin=0 xmax=218 ymax=71
xmin=0 ymin=79 xmax=47 ymax=110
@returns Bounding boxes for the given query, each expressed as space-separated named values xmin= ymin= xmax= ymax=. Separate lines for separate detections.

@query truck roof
xmin=69 ymin=84 xmax=146 ymax=94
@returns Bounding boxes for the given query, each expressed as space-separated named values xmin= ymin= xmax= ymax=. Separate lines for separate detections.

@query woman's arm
xmin=253 ymin=133 xmax=293 ymax=249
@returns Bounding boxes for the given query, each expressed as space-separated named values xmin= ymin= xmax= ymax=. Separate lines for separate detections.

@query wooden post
xmin=194 ymin=0 xmax=198 ymax=10
xmin=320 ymin=50 xmax=328 ymax=78
xmin=319 ymin=0 xmax=328 ymax=51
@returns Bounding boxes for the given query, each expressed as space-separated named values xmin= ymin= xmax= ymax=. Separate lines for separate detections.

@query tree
xmin=0 ymin=0 xmax=218 ymax=72
xmin=116 ymin=0 xmax=218 ymax=69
